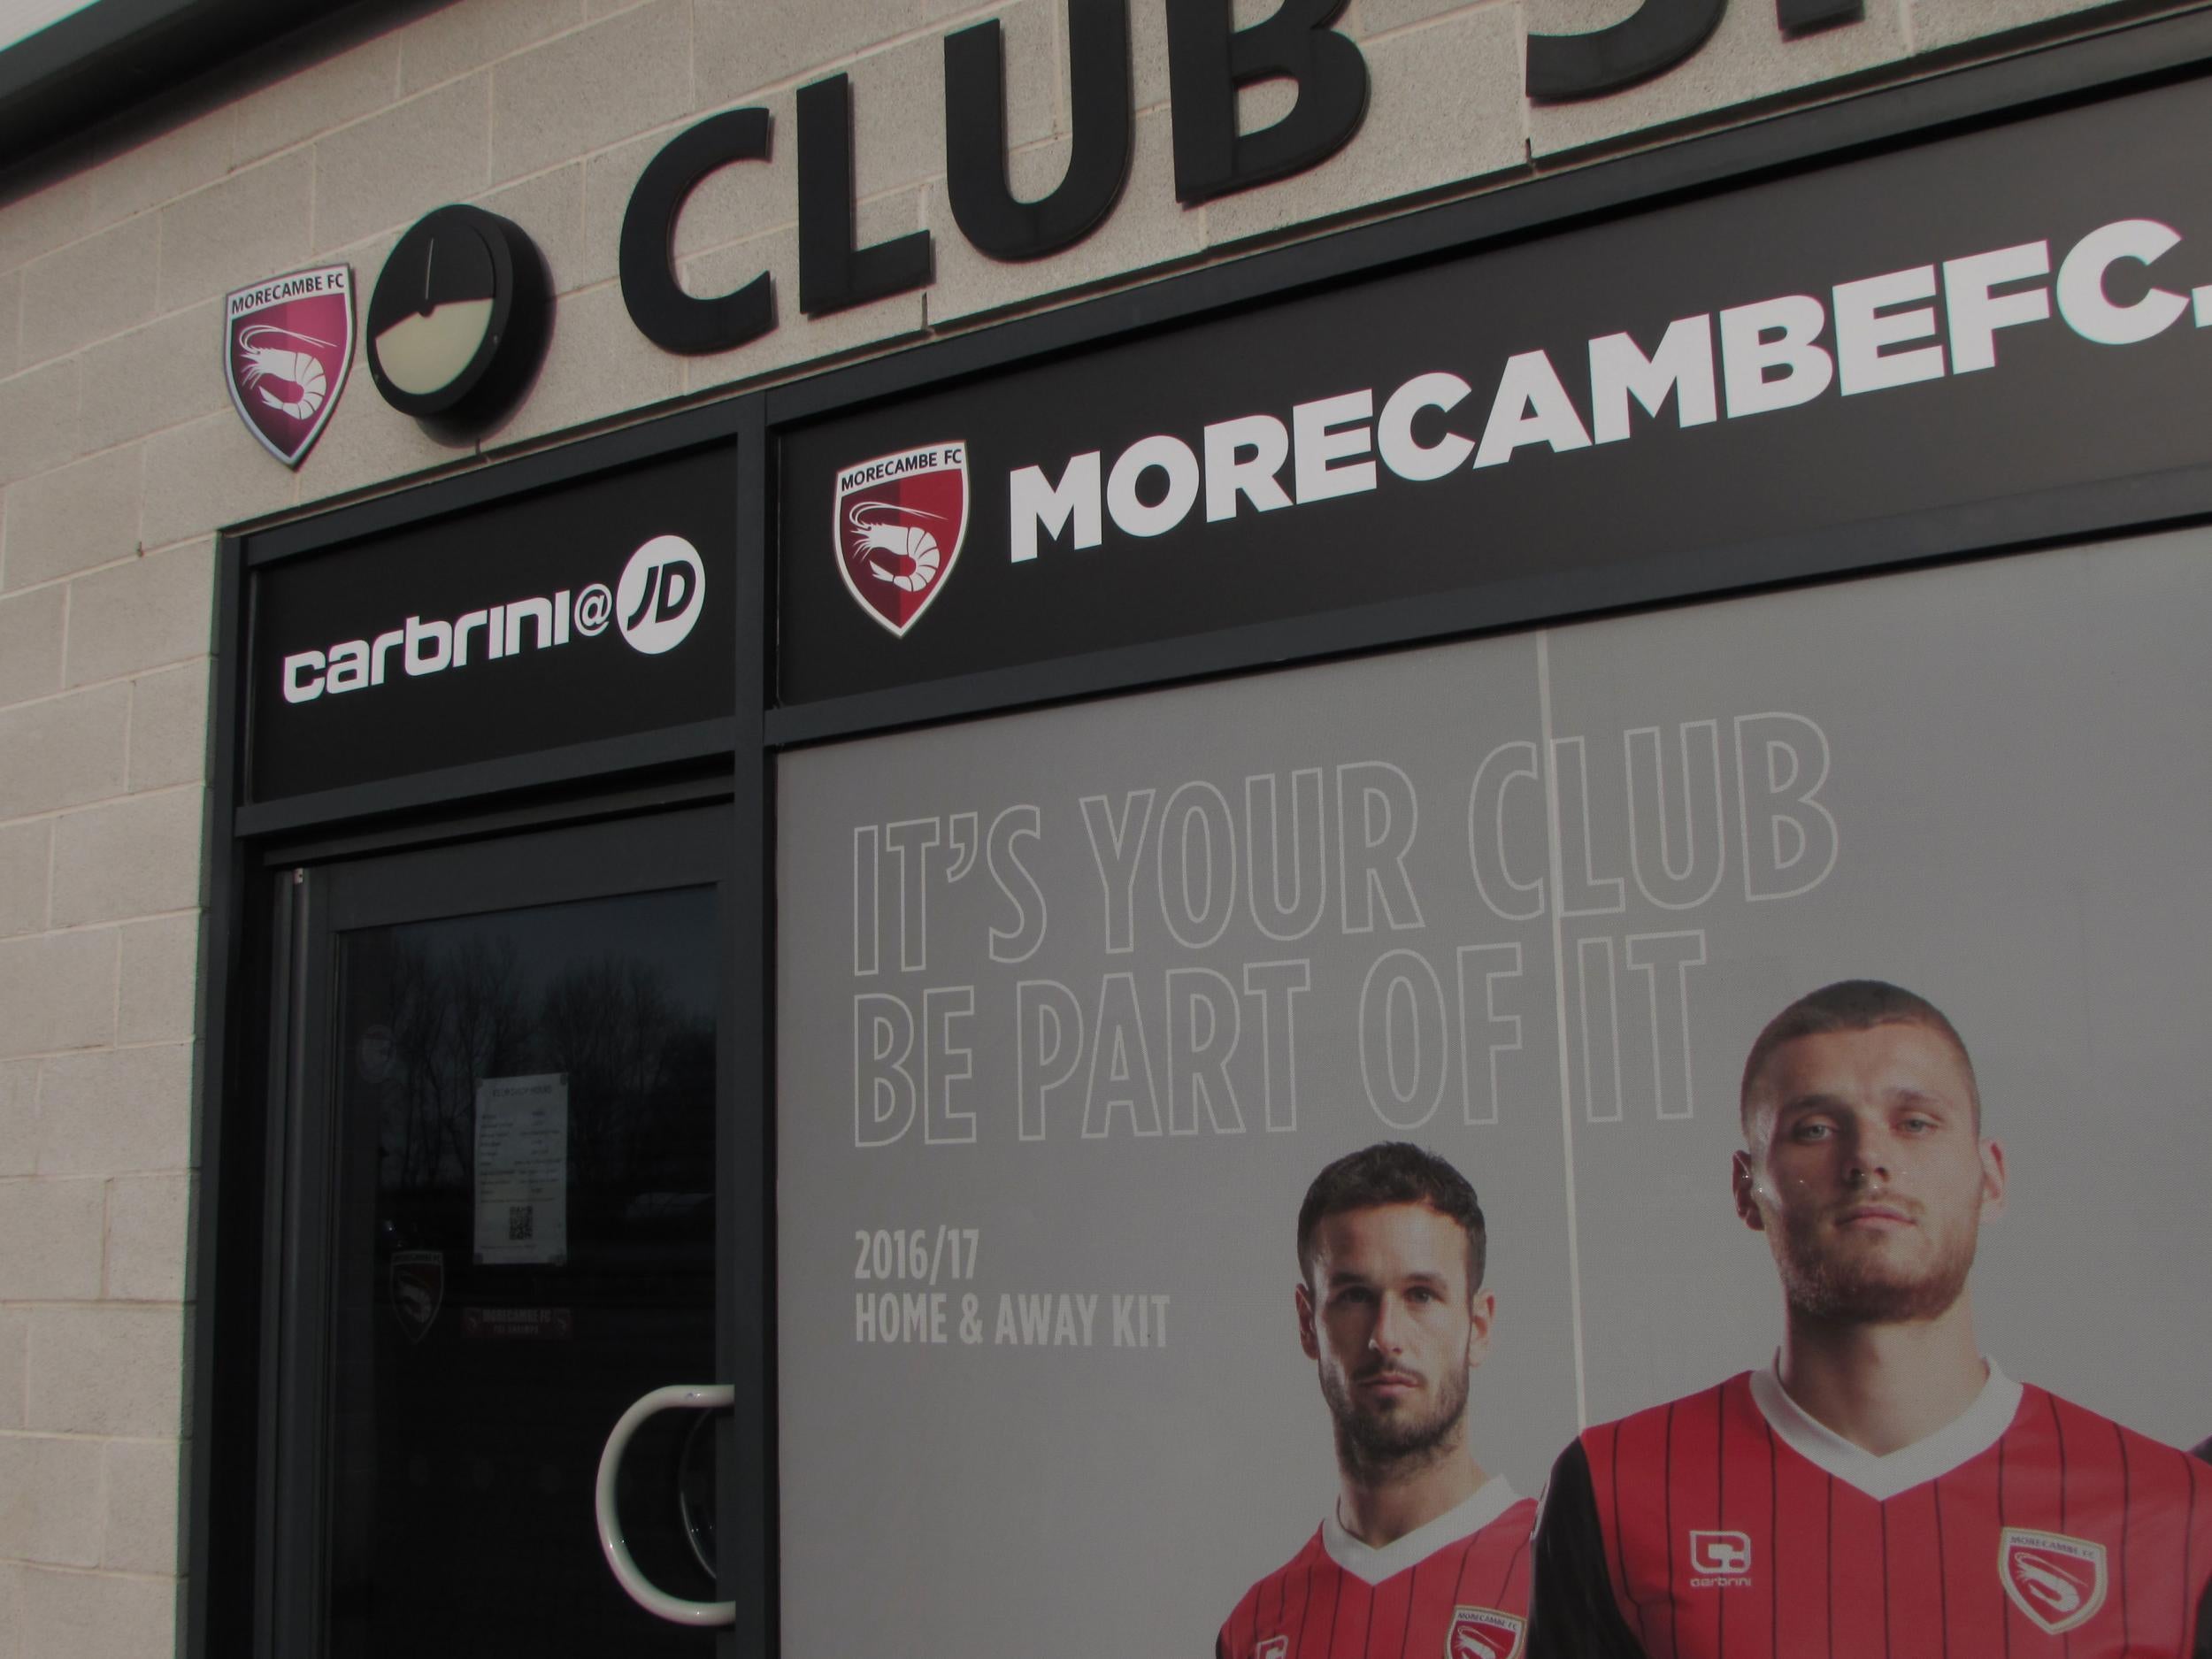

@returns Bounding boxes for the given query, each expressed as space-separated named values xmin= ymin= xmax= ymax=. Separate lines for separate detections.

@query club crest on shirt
xmin=1446 ymin=1605 xmax=1524 ymax=1659
xmin=2000 ymin=1528 xmax=2108 ymax=1635
xmin=1254 ymin=1638 xmax=1287 ymax=1659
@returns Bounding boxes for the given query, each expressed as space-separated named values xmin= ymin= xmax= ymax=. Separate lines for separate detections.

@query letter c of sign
xmin=620 ymin=108 xmax=775 ymax=355
xmin=283 ymin=649 xmax=326 ymax=703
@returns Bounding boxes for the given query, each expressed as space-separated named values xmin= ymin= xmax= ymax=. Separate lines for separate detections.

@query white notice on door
xmin=473 ymin=1073 xmax=568 ymax=1265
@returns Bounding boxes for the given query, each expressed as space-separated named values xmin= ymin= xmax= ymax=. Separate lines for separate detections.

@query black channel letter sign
xmin=1164 ymin=0 xmax=1369 ymax=204
xmin=621 ymin=109 xmax=776 ymax=355
xmin=798 ymin=72 xmax=937 ymax=318
xmin=615 ymin=0 xmax=1873 ymax=356
xmin=945 ymin=0 xmax=1133 ymax=261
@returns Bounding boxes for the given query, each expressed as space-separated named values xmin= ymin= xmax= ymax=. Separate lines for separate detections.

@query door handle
xmin=595 ymin=1384 xmax=736 ymax=1625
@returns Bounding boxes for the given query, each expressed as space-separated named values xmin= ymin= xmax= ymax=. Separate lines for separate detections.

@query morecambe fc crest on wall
xmin=833 ymin=442 xmax=968 ymax=637
xmin=224 ymin=265 xmax=353 ymax=467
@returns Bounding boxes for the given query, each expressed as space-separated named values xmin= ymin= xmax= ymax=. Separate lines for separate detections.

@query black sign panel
xmin=250 ymin=444 xmax=735 ymax=803
xmin=779 ymin=77 xmax=2212 ymax=705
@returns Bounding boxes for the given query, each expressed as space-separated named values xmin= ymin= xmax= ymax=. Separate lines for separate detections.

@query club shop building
xmin=2 ymin=0 xmax=2209 ymax=1655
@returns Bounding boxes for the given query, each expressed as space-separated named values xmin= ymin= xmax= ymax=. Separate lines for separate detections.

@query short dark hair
xmin=1295 ymin=1141 xmax=1486 ymax=1294
xmin=1740 ymin=979 xmax=1979 ymax=1134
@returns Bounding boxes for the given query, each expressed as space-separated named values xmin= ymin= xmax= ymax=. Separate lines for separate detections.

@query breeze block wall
xmin=0 ymin=0 xmax=2172 ymax=1650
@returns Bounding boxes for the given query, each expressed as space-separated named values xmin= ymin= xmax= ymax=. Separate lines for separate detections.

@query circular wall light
xmin=366 ymin=204 xmax=549 ymax=427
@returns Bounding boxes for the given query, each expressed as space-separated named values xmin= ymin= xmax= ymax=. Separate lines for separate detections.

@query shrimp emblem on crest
xmin=236 ymin=325 xmax=334 ymax=422
xmin=1999 ymin=1530 xmax=2107 ymax=1636
xmin=846 ymin=498 xmax=946 ymax=594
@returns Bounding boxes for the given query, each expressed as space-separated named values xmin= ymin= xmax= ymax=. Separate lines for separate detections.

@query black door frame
xmin=189 ymin=12 xmax=2212 ymax=1655
xmin=254 ymin=808 xmax=740 ymax=1658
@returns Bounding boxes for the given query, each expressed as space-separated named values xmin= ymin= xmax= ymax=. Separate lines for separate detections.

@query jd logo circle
xmin=615 ymin=535 xmax=705 ymax=655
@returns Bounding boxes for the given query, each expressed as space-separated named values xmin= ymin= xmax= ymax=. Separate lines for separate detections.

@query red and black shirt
xmin=1220 ymin=1476 xmax=1536 ymax=1659
xmin=1529 ymin=1366 xmax=2212 ymax=1658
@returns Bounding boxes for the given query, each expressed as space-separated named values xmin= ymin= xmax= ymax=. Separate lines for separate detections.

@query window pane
xmin=326 ymin=886 xmax=717 ymax=1659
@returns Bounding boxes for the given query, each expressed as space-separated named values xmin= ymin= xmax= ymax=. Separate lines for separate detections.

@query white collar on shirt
xmin=1320 ymin=1473 xmax=1521 ymax=1586
xmin=1749 ymin=1357 xmax=2024 ymax=1502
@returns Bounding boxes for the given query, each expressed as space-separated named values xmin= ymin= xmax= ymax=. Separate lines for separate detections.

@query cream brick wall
xmin=0 ymin=0 xmax=2177 ymax=1651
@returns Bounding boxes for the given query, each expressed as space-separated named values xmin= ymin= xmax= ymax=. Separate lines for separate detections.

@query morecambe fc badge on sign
xmin=1999 ymin=1528 xmax=2108 ymax=1635
xmin=389 ymin=1249 xmax=445 ymax=1345
xmin=1447 ymin=1606 xmax=1524 ymax=1659
xmin=833 ymin=442 xmax=968 ymax=637
xmin=224 ymin=265 xmax=353 ymax=467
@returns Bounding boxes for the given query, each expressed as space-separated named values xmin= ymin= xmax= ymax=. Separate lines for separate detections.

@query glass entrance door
xmin=261 ymin=807 xmax=734 ymax=1659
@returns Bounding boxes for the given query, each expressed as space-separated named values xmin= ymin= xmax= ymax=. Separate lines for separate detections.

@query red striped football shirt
xmin=1529 ymin=1366 xmax=2212 ymax=1658
xmin=1217 ymin=1476 xmax=1534 ymax=1659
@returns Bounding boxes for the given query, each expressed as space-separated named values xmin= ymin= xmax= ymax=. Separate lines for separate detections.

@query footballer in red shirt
xmin=1529 ymin=980 xmax=2212 ymax=1658
xmin=1217 ymin=1143 xmax=1535 ymax=1659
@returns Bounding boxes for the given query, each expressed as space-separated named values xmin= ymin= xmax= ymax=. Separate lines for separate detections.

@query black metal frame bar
xmin=186 ymin=12 xmax=2212 ymax=1657
xmin=721 ymin=395 xmax=779 ymax=1659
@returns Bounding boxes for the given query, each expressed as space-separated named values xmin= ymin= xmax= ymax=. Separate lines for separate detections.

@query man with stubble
xmin=1529 ymin=979 xmax=2212 ymax=1658
xmin=1218 ymin=1142 xmax=1533 ymax=1659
